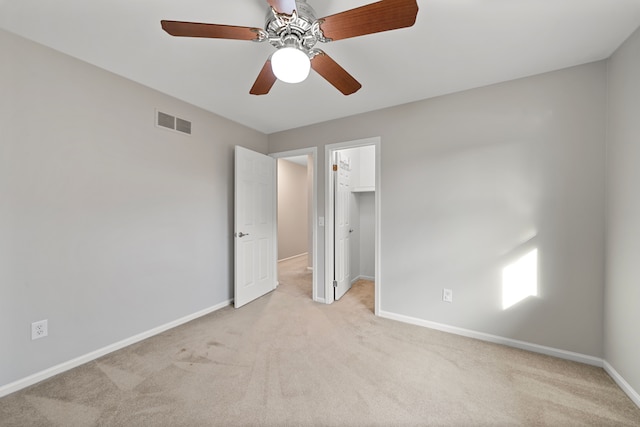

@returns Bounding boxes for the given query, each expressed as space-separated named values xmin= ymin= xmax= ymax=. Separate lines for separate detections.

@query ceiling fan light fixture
xmin=162 ymin=0 xmax=419 ymax=95
xmin=271 ymin=47 xmax=311 ymax=84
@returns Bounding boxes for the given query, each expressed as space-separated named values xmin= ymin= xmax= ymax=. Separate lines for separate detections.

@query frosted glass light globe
xmin=271 ymin=47 xmax=311 ymax=84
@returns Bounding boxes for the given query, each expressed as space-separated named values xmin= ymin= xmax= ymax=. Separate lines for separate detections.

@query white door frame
xmin=325 ymin=137 xmax=381 ymax=315
xmin=270 ymin=147 xmax=319 ymax=302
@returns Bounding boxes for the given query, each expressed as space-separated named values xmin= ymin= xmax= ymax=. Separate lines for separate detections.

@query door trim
xmin=270 ymin=147 xmax=319 ymax=303
xmin=325 ymin=137 xmax=381 ymax=315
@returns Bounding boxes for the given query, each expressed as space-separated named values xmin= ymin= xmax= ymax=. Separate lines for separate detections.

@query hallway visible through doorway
xmin=278 ymin=255 xmax=374 ymax=312
xmin=271 ymin=147 xmax=319 ymax=302
xmin=278 ymin=255 xmax=312 ymax=299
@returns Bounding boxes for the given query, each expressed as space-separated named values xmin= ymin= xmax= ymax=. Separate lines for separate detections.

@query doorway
xmin=271 ymin=148 xmax=318 ymax=302
xmin=325 ymin=137 xmax=381 ymax=314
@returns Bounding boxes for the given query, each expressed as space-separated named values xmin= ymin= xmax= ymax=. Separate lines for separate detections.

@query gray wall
xmin=605 ymin=26 xmax=640 ymax=396
xmin=0 ymin=29 xmax=268 ymax=388
xmin=358 ymin=192 xmax=375 ymax=279
xmin=269 ymin=61 xmax=607 ymax=357
xmin=277 ymin=159 xmax=308 ymax=260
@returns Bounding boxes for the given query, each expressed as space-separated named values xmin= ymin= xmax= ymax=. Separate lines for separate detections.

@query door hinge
xmin=333 ymin=164 xmax=338 ymax=172
xmin=333 ymin=280 xmax=338 ymax=288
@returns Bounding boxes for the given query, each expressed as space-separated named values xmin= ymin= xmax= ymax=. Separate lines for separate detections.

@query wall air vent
xmin=175 ymin=118 xmax=192 ymax=135
xmin=156 ymin=110 xmax=192 ymax=135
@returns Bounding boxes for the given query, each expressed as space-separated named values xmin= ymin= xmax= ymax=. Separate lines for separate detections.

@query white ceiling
xmin=1 ymin=0 xmax=639 ymax=134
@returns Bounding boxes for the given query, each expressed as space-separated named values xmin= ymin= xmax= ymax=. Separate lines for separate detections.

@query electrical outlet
xmin=31 ymin=320 xmax=48 ymax=340
xmin=442 ymin=288 xmax=453 ymax=303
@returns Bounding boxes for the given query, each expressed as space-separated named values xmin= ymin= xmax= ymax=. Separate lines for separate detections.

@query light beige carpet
xmin=1 ymin=255 xmax=639 ymax=426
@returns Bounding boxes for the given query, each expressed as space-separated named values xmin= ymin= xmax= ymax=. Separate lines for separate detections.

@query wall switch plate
xmin=31 ymin=319 xmax=48 ymax=340
xmin=442 ymin=288 xmax=453 ymax=303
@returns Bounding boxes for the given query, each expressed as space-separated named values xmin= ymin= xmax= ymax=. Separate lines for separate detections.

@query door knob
xmin=237 ymin=232 xmax=250 ymax=238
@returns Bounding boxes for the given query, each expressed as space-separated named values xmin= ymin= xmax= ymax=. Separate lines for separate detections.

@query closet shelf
xmin=352 ymin=186 xmax=375 ymax=193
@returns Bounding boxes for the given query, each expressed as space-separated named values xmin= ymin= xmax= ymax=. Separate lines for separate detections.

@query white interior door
xmin=234 ymin=146 xmax=277 ymax=308
xmin=334 ymin=152 xmax=352 ymax=300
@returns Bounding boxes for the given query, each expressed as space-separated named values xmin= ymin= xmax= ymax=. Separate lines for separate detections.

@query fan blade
xmin=161 ymin=20 xmax=260 ymax=41
xmin=267 ymin=0 xmax=297 ymax=15
xmin=311 ymin=51 xmax=362 ymax=96
xmin=250 ymin=60 xmax=277 ymax=95
xmin=319 ymin=0 xmax=418 ymax=41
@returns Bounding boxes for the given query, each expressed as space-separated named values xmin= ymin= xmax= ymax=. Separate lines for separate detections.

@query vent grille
xmin=156 ymin=110 xmax=192 ymax=135
xmin=157 ymin=111 xmax=175 ymax=129
xmin=176 ymin=118 xmax=191 ymax=134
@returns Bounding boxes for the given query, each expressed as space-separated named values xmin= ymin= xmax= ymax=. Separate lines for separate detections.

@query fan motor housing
xmin=264 ymin=0 xmax=324 ymax=51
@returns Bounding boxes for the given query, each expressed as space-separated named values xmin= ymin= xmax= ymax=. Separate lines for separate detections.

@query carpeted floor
xmin=1 ymin=255 xmax=639 ymax=426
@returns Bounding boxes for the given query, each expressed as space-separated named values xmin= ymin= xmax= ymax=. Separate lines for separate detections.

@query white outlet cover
xmin=443 ymin=289 xmax=453 ymax=303
xmin=31 ymin=319 xmax=48 ymax=340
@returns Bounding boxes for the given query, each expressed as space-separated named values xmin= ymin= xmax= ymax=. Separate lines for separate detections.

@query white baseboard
xmin=378 ymin=310 xmax=603 ymax=367
xmin=380 ymin=310 xmax=640 ymax=409
xmin=4 ymin=302 xmax=638 ymax=411
xmin=0 ymin=299 xmax=233 ymax=398
xmin=278 ymin=252 xmax=308 ymax=263
xmin=603 ymin=361 xmax=640 ymax=408
xmin=351 ymin=275 xmax=375 ymax=284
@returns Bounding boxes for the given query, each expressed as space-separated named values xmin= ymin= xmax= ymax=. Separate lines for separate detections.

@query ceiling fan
xmin=161 ymin=0 xmax=419 ymax=96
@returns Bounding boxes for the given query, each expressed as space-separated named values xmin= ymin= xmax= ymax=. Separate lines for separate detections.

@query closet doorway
xmin=325 ymin=137 xmax=380 ymax=314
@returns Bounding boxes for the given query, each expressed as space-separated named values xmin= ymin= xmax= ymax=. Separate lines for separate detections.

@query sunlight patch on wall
xmin=502 ymin=249 xmax=538 ymax=310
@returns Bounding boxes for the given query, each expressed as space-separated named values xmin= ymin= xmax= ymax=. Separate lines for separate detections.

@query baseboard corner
xmin=378 ymin=310 xmax=603 ymax=367
xmin=277 ymin=252 xmax=308 ymax=263
xmin=351 ymin=275 xmax=375 ymax=284
xmin=603 ymin=360 xmax=640 ymax=408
